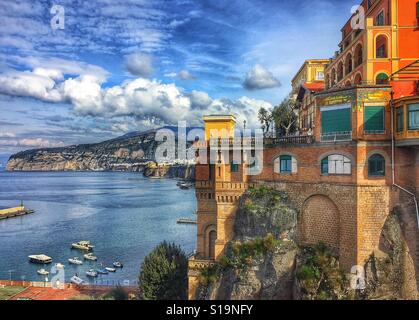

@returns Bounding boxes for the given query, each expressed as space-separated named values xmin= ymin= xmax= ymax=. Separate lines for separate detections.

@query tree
xmin=272 ymin=96 xmax=299 ymax=136
xmin=139 ymin=241 xmax=188 ymax=300
xmin=258 ymin=107 xmax=273 ymax=137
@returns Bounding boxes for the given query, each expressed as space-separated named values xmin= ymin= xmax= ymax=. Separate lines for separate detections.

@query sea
xmin=0 ymin=170 xmax=197 ymax=286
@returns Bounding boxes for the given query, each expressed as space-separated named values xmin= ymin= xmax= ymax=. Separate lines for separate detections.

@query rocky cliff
xmin=6 ymin=127 xmax=197 ymax=180
xmin=195 ymin=186 xmax=415 ymax=300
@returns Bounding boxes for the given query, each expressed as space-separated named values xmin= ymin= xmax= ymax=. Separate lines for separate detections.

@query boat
xmin=179 ymin=183 xmax=190 ymax=190
xmin=28 ymin=254 xmax=52 ymax=264
xmin=83 ymin=253 xmax=98 ymax=261
xmin=70 ymin=275 xmax=84 ymax=285
xmin=37 ymin=268 xmax=49 ymax=276
xmin=96 ymin=268 xmax=109 ymax=275
xmin=54 ymin=263 xmax=65 ymax=270
xmin=68 ymin=257 xmax=83 ymax=265
xmin=71 ymin=241 xmax=94 ymax=251
xmin=86 ymin=269 xmax=98 ymax=277
xmin=105 ymin=267 xmax=116 ymax=273
xmin=113 ymin=262 xmax=123 ymax=268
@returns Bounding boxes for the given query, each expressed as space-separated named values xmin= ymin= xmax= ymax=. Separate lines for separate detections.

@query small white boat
xmin=68 ymin=257 xmax=83 ymax=265
xmin=54 ymin=263 xmax=65 ymax=270
xmin=113 ymin=262 xmax=123 ymax=268
xmin=86 ymin=269 xmax=98 ymax=277
xmin=105 ymin=267 xmax=116 ymax=273
xmin=71 ymin=241 xmax=94 ymax=251
xmin=83 ymin=253 xmax=98 ymax=261
xmin=70 ymin=275 xmax=84 ymax=285
xmin=37 ymin=268 xmax=49 ymax=276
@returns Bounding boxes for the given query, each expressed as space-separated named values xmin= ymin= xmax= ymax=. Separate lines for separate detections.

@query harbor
xmin=0 ymin=171 xmax=196 ymax=284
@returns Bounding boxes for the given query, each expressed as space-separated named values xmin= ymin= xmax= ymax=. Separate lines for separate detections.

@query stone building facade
xmin=188 ymin=0 xmax=419 ymax=299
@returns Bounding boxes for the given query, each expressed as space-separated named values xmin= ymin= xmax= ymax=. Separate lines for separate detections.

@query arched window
xmin=208 ymin=230 xmax=217 ymax=259
xmin=354 ymin=44 xmax=363 ymax=67
xmin=274 ymin=155 xmax=297 ymax=174
xmin=345 ymin=53 xmax=353 ymax=74
xmin=376 ymin=73 xmax=389 ymax=85
xmin=321 ymin=154 xmax=351 ymax=175
xmin=376 ymin=35 xmax=388 ymax=58
xmin=337 ymin=61 xmax=344 ymax=81
xmin=331 ymin=69 xmax=337 ymax=86
xmin=368 ymin=154 xmax=385 ymax=177
xmin=345 ymin=80 xmax=352 ymax=87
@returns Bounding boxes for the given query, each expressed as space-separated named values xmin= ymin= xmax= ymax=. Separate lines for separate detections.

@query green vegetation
xmin=296 ymin=242 xmax=349 ymax=300
xmin=199 ymin=233 xmax=281 ymax=287
xmin=139 ymin=241 xmax=188 ymax=300
xmin=103 ymin=285 xmax=129 ymax=300
xmin=0 ymin=286 xmax=27 ymax=300
xmin=258 ymin=94 xmax=298 ymax=137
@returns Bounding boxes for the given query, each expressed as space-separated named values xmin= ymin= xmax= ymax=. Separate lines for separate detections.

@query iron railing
xmin=320 ymin=131 xmax=352 ymax=143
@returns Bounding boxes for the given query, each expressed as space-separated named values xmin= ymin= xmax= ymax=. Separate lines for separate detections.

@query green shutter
xmin=364 ymin=106 xmax=384 ymax=132
xmin=321 ymin=107 xmax=351 ymax=133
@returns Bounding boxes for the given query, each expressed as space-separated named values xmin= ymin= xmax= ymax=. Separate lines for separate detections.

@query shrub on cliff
xmin=296 ymin=242 xmax=349 ymax=300
xmin=139 ymin=241 xmax=188 ymax=300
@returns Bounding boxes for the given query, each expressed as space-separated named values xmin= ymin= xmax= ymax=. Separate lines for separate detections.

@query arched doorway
xmin=208 ymin=230 xmax=217 ymax=259
xmin=299 ymin=195 xmax=340 ymax=250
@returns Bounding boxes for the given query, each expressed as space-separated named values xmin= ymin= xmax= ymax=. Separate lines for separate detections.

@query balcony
xmin=265 ymin=135 xmax=315 ymax=146
xmin=321 ymin=131 xmax=352 ymax=143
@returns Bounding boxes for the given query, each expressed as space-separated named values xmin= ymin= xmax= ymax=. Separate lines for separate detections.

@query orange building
xmin=188 ymin=0 xmax=419 ymax=299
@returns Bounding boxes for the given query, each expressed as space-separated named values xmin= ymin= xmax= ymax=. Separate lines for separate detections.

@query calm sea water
xmin=0 ymin=171 xmax=197 ymax=286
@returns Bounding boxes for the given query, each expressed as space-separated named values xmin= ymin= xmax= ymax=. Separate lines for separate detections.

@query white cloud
xmin=243 ymin=64 xmax=281 ymax=90
xmin=178 ymin=70 xmax=196 ymax=80
xmin=124 ymin=53 xmax=154 ymax=77
xmin=0 ymin=65 xmax=271 ymax=128
xmin=0 ymin=138 xmax=65 ymax=148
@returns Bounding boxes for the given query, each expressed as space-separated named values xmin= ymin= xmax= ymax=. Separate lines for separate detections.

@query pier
xmin=0 ymin=205 xmax=34 ymax=220
xmin=177 ymin=218 xmax=197 ymax=225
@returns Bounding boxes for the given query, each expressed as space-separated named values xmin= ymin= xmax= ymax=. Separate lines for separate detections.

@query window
xmin=316 ymin=71 xmax=324 ymax=80
xmin=375 ymin=11 xmax=385 ymax=26
xmin=408 ymin=104 xmax=419 ymax=130
xmin=364 ymin=106 xmax=385 ymax=133
xmin=280 ymin=155 xmax=292 ymax=173
xmin=396 ymin=107 xmax=404 ymax=132
xmin=321 ymin=155 xmax=351 ymax=175
xmin=321 ymin=104 xmax=352 ymax=134
xmin=231 ymin=162 xmax=239 ymax=173
xmin=274 ymin=155 xmax=297 ymax=174
xmin=376 ymin=73 xmax=389 ymax=85
xmin=376 ymin=35 xmax=388 ymax=58
xmin=368 ymin=154 xmax=385 ymax=177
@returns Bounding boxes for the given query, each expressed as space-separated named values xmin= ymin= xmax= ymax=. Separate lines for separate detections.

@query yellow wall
xmin=203 ymin=115 xmax=236 ymax=141
xmin=291 ymin=59 xmax=329 ymax=93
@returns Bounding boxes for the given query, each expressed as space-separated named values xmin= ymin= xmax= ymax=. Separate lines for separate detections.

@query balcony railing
xmin=364 ymin=130 xmax=386 ymax=135
xmin=265 ymin=135 xmax=315 ymax=145
xmin=321 ymin=131 xmax=352 ymax=143
xmin=208 ymin=135 xmax=314 ymax=149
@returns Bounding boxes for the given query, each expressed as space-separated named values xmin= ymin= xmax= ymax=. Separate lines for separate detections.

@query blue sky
xmin=0 ymin=0 xmax=356 ymax=156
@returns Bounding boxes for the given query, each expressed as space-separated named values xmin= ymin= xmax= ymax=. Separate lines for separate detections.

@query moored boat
xmin=37 ymin=268 xmax=49 ymax=276
xmin=68 ymin=257 xmax=83 ymax=265
xmin=70 ymin=275 xmax=84 ymax=285
xmin=96 ymin=268 xmax=108 ymax=275
xmin=86 ymin=269 xmax=98 ymax=277
xmin=105 ymin=267 xmax=116 ymax=273
xmin=71 ymin=241 xmax=94 ymax=251
xmin=113 ymin=261 xmax=123 ymax=268
xmin=83 ymin=253 xmax=98 ymax=261
xmin=29 ymin=254 xmax=52 ymax=264
xmin=54 ymin=263 xmax=65 ymax=270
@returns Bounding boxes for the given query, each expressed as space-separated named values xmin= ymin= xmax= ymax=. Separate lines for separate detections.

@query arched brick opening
xmin=299 ymin=195 xmax=340 ymax=250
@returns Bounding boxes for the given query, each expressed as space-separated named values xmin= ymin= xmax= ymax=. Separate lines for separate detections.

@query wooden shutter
xmin=321 ymin=105 xmax=351 ymax=133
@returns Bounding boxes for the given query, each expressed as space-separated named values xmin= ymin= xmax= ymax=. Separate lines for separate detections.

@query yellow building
xmin=291 ymin=59 xmax=330 ymax=95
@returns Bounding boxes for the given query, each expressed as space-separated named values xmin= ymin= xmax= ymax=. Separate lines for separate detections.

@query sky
xmin=0 ymin=0 xmax=357 ymax=157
